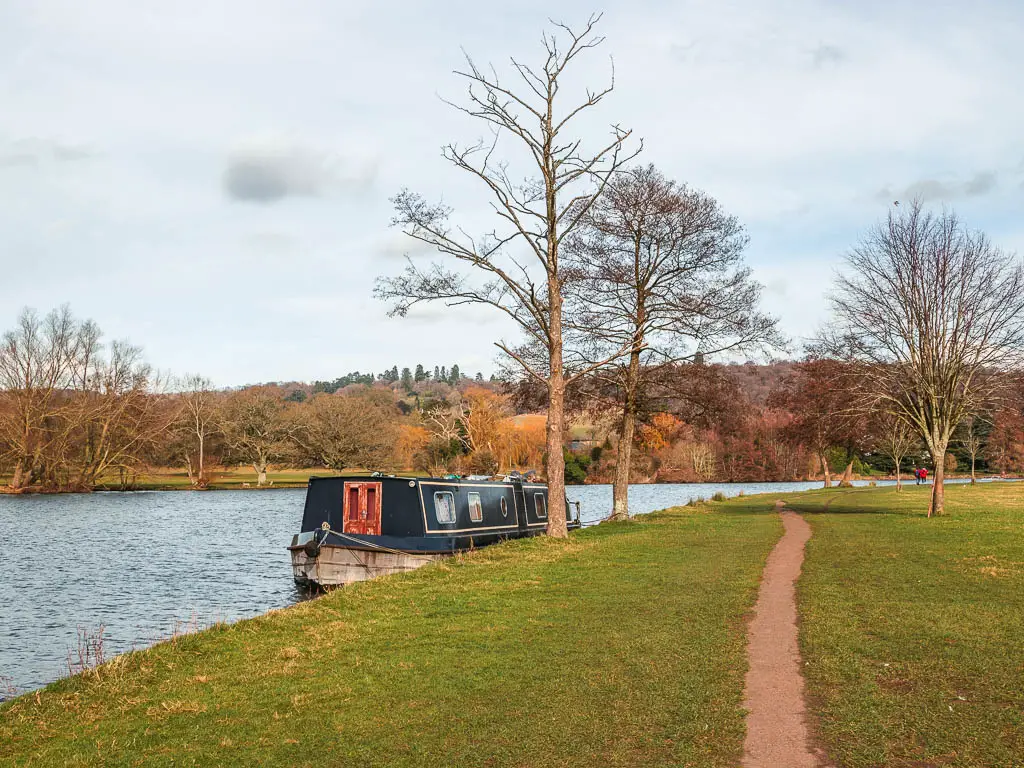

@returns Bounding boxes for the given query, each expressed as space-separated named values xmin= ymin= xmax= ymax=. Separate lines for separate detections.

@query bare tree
xmin=828 ymin=202 xmax=1024 ymax=516
xmin=69 ymin=340 xmax=171 ymax=488
xmin=958 ymin=415 xmax=986 ymax=485
xmin=176 ymin=375 xmax=219 ymax=488
xmin=564 ymin=165 xmax=782 ymax=518
xmin=873 ymin=412 xmax=919 ymax=491
xmin=376 ymin=15 xmax=638 ymax=537
xmin=0 ymin=306 xmax=90 ymax=489
xmin=293 ymin=390 xmax=400 ymax=472
xmin=221 ymin=386 xmax=295 ymax=487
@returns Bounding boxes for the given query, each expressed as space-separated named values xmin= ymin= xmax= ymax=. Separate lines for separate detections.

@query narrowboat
xmin=288 ymin=473 xmax=582 ymax=587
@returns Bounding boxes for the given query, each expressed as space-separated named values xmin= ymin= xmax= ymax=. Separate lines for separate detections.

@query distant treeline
xmin=2 ymin=306 xmax=1022 ymax=493
xmin=308 ymin=364 xmax=493 ymax=397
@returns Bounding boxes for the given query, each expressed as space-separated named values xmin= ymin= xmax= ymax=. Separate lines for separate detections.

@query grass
xmin=0 ymin=506 xmax=781 ymax=767
xmin=117 ymin=467 xmax=356 ymax=490
xmin=723 ymin=482 xmax=1024 ymax=767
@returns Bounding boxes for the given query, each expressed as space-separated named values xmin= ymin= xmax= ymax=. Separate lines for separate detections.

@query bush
xmin=711 ymin=491 xmax=726 ymax=502
xmin=467 ymin=449 xmax=499 ymax=475
xmin=564 ymin=450 xmax=591 ymax=484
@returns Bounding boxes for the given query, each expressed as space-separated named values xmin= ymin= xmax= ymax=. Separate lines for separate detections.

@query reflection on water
xmin=0 ymin=478 xmax=1003 ymax=694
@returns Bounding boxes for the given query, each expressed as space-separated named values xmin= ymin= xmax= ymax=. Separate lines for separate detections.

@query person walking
xmin=920 ymin=466 xmax=928 ymax=484
xmin=913 ymin=466 xmax=921 ymax=485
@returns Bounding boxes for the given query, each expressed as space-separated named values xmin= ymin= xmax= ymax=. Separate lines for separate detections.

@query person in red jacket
xmin=920 ymin=467 xmax=929 ymax=484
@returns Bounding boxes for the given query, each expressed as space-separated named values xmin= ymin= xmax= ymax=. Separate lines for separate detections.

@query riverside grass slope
xmin=725 ymin=482 xmax=1024 ymax=768
xmin=4 ymin=485 xmax=1021 ymax=768
xmin=0 ymin=506 xmax=781 ymax=768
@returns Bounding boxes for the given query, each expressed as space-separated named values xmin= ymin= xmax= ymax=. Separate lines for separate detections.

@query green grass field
xmin=3 ymin=483 xmax=1021 ymax=767
xmin=0 ymin=468 xmax=404 ymax=492
xmin=117 ymin=467 xmax=354 ymax=490
xmin=723 ymin=482 xmax=1024 ymax=767
xmin=0 ymin=506 xmax=781 ymax=767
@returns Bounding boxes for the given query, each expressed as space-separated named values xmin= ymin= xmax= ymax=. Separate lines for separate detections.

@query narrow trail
xmin=742 ymin=501 xmax=823 ymax=768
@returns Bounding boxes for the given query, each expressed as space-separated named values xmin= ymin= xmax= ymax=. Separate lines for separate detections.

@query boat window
xmin=468 ymin=492 xmax=483 ymax=523
xmin=500 ymin=496 xmax=508 ymax=518
xmin=534 ymin=493 xmax=547 ymax=519
xmin=433 ymin=491 xmax=456 ymax=524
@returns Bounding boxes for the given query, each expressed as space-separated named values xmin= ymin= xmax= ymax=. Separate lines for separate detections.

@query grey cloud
xmin=810 ymin=44 xmax=845 ymax=68
xmin=878 ymin=171 xmax=999 ymax=203
xmin=223 ymin=141 xmax=376 ymax=203
xmin=964 ymin=171 xmax=997 ymax=195
xmin=0 ymin=138 xmax=94 ymax=170
xmin=374 ymin=232 xmax=436 ymax=261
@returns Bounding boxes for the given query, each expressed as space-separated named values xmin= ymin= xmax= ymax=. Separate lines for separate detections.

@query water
xmin=0 ymin=489 xmax=308 ymax=696
xmin=0 ymin=478 xmax=999 ymax=695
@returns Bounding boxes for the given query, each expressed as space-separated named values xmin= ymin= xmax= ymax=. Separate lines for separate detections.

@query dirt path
xmin=742 ymin=501 xmax=822 ymax=768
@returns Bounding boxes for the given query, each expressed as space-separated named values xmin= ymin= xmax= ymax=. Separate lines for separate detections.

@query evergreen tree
xmin=475 ymin=371 xmax=484 ymax=382
xmin=414 ymin=364 xmax=426 ymax=382
xmin=434 ymin=365 xmax=441 ymax=381
xmin=401 ymin=367 xmax=413 ymax=390
xmin=440 ymin=365 xmax=448 ymax=382
xmin=449 ymin=364 xmax=461 ymax=384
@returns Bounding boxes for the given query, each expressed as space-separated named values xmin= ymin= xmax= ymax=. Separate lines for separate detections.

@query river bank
xmin=2 ymin=466 xmax=1015 ymax=494
xmin=0 ymin=503 xmax=781 ymax=767
xmin=3 ymin=484 xmax=1021 ymax=766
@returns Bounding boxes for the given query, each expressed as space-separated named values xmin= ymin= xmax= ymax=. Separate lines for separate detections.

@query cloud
xmin=223 ymin=139 xmax=377 ymax=203
xmin=0 ymin=138 xmax=94 ymax=170
xmin=373 ymin=232 xmax=437 ymax=261
xmin=878 ymin=171 xmax=999 ymax=203
xmin=810 ymin=44 xmax=845 ymax=68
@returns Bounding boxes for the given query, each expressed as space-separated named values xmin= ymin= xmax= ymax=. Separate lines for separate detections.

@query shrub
xmin=711 ymin=491 xmax=726 ymax=502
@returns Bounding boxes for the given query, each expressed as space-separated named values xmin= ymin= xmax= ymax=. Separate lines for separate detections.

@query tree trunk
xmin=894 ymin=457 xmax=902 ymax=491
xmin=970 ymin=455 xmax=976 ymax=484
xmin=198 ymin=434 xmax=205 ymax=486
xmin=838 ymin=460 xmax=854 ymax=487
xmin=611 ymin=350 xmax=642 ymax=521
xmin=255 ymin=463 xmax=268 ymax=487
xmin=11 ymin=459 xmax=25 ymax=490
xmin=819 ymin=453 xmax=832 ymax=488
xmin=928 ymin=452 xmax=945 ymax=517
xmin=544 ymin=282 xmax=568 ymax=539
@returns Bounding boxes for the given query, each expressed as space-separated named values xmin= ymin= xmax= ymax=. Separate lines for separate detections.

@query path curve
xmin=742 ymin=502 xmax=821 ymax=768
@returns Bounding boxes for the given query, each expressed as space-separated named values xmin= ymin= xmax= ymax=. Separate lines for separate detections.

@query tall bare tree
xmin=69 ymin=340 xmax=170 ymax=488
xmin=828 ymin=202 xmax=1024 ymax=516
xmin=873 ymin=411 xmax=920 ymax=491
xmin=0 ymin=306 xmax=88 ymax=489
xmin=564 ymin=165 xmax=781 ymax=518
xmin=375 ymin=15 xmax=638 ymax=537
xmin=176 ymin=375 xmax=219 ymax=488
xmin=957 ymin=415 xmax=986 ymax=485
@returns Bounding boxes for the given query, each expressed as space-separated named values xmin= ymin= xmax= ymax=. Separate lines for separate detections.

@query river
xmin=0 ymin=478 xmax=980 ymax=695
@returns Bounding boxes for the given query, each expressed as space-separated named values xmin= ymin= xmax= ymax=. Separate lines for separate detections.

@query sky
xmin=2 ymin=0 xmax=1023 ymax=387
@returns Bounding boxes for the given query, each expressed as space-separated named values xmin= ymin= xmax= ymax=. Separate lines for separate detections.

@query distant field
xmin=0 ymin=467 xmax=427 ymax=492
xmin=122 ymin=467 xmax=355 ymax=490
xmin=723 ymin=483 xmax=1024 ymax=767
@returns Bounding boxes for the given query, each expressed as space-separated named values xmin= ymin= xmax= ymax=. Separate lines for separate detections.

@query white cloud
xmin=1 ymin=0 xmax=1022 ymax=383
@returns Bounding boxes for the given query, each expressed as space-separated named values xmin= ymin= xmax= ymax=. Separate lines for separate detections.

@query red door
xmin=343 ymin=481 xmax=382 ymax=535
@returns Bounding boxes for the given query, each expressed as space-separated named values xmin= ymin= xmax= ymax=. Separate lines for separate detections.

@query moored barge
xmin=288 ymin=473 xmax=581 ymax=587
